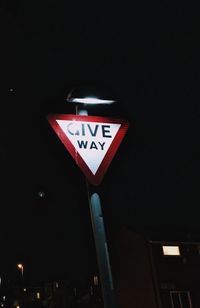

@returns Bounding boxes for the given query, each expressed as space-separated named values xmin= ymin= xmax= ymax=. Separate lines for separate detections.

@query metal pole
xmin=76 ymin=105 xmax=117 ymax=308
xmin=89 ymin=193 xmax=117 ymax=308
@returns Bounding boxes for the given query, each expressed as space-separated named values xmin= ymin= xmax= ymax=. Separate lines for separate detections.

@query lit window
xmin=162 ymin=245 xmax=180 ymax=256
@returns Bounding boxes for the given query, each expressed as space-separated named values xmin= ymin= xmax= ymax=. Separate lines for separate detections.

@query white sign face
xmin=56 ymin=120 xmax=121 ymax=175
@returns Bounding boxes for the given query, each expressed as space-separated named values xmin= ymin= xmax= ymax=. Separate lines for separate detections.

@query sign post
xmin=47 ymin=106 xmax=129 ymax=308
xmin=89 ymin=192 xmax=117 ymax=308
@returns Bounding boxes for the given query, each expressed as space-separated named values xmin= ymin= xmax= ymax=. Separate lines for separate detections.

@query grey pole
xmin=76 ymin=105 xmax=117 ymax=308
xmin=89 ymin=193 xmax=117 ymax=308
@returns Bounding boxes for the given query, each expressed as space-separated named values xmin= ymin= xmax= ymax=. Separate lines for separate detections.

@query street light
xmin=68 ymin=97 xmax=115 ymax=105
xmin=66 ymin=86 xmax=117 ymax=104
xmin=66 ymin=86 xmax=117 ymax=115
xmin=17 ymin=264 xmax=24 ymax=280
xmin=66 ymin=86 xmax=117 ymax=308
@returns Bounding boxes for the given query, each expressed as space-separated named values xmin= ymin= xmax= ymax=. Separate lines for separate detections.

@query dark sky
xmin=1 ymin=2 xmax=200 ymax=284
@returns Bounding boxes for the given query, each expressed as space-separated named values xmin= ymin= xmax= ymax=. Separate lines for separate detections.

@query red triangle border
xmin=47 ymin=114 xmax=129 ymax=186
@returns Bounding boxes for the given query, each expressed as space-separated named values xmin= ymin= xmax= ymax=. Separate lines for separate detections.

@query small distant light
xmin=17 ymin=264 xmax=23 ymax=269
xmin=38 ymin=191 xmax=45 ymax=198
xmin=3 ymin=296 xmax=5 ymax=301
xmin=70 ymin=97 xmax=115 ymax=105
xmin=36 ymin=292 xmax=40 ymax=299
xmin=162 ymin=246 xmax=180 ymax=256
xmin=23 ymin=288 xmax=26 ymax=292
xmin=9 ymin=88 xmax=14 ymax=92
xmin=56 ymin=282 xmax=59 ymax=288
xmin=94 ymin=275 xmax=99 ymax=286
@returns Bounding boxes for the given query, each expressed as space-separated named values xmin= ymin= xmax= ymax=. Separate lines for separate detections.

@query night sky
xmin=1 ymin=2 xmax=200 ymax=284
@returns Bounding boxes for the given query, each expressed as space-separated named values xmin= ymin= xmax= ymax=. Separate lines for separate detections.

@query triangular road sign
xmin=47 ymin=114 xmax=129 ymax=185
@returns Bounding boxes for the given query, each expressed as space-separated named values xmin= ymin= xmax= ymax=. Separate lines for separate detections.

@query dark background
xmin=0 ymin=1 xmax=200 ymax=284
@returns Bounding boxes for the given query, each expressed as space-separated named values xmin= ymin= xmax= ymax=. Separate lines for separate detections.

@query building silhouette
xmin=112 ymin=228 xmax=200 ymax=308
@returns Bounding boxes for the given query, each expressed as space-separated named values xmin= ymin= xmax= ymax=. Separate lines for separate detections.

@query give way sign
xmin=47 ymin=114 xmax=129 ymax=185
